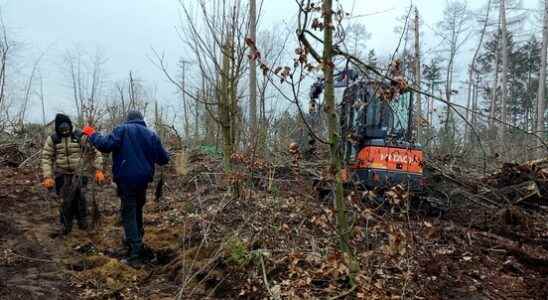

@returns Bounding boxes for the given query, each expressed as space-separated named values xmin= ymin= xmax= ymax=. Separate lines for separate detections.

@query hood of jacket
xmin=54 ymin=113 xmax=73 ymax=136
xmin=125 ymin=119 xmax=147 ymax=127
xmin=126 ymin=110 xmax=144 ymax=122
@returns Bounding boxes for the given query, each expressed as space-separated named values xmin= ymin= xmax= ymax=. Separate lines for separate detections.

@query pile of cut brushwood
xmin=0 ymin=143 xmax=26 ymax=167
xmin=0 ymin=129 xmax=44 ymax=168
xmin=484 ymin=158 xmax=548 ymax=208
xmin=426 ymin=156 xmax=548 ymax=212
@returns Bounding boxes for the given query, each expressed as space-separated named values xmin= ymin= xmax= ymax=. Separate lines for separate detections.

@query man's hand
xmin=42 ymin=177 xmax=55 ymax=190
xmin=95 ymin=170 xmax=106 ymax=184
xmin=82 ymin=125 xmax=96 ymax=137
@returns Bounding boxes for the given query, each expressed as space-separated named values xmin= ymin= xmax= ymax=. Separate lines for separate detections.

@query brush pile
xmin=0 ymin=143 xmax=26 ymax=167
xmin=426 ymin=156 xmax=548 ymax=212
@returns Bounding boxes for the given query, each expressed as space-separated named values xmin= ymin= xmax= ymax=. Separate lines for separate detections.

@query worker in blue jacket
xmin=83 ymin=111 xmax=169 ymax=266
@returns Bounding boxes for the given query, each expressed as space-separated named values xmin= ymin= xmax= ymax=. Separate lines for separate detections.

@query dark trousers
xmin=55 ymin=175 xmax=88 ymax=232
xmin=117 ymin=183 xmax=147 ymax=256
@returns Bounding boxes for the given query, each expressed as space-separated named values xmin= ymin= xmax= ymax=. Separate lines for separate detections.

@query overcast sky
xmin=2 ymin=0 xmax=541 ymax=123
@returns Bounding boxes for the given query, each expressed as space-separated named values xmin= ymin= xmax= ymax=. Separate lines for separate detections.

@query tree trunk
xmin=466 ymin=0 xmax=492 ymax=145
xmin=204 ymin=80 xmax=216 ymax=145
xmin=194 ymin=89 xmax=200 ymax=141
xmin=489 ymin=37 xmax=500 ymax=130
xmin=154 ymin=100 xmax=160 ymax=131
xmin=259 ymin=80 xmax=267 ymax=156
xmin=220 ymin=40 xmax=233 ymax=172
xmin=39 ymin=74 xmax=46 ymax=137
xmin=445 ymin=53 xmax=454 ymax=137
xmin=472 ymin=72 xmax=480 ymax=138
xmin=414 ymin=8 xmax=422 ymax=143
xmin=465 ymin=67 xmax=473 ymax=144
xmin=181 ymin=61 xmax=191 ymax=140
xmin=500 ymin=0 xmax=509 ymax=141
xmin=322 ymin=0 xmax=350 ymax=254
xmin=428 ymin=80 xmax=434 ymax=126
xmin=537 ymin=0 xmax=548 ymax=152
xmin=229 ymin=51 xmax=239 ymax=154
xmin=526 ymin=45 xmax=533 ymax=133
xmin=248 ymin=0 xmax=258 ymax=147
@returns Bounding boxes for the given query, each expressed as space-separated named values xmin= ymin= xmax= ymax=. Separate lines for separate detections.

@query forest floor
xmin=1 ymin=150 xmax=548 ymax=299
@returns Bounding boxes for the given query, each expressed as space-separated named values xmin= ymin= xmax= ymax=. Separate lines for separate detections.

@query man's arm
xmin=153 ymin=134 xmax=170 ymax=166
xmin=88 ymin=127 xmax=123 ymax=154
xmin=81 ymin=134 xmax=105 ymax=170
xmin=41 ymin=136 xmax=55 ymax=178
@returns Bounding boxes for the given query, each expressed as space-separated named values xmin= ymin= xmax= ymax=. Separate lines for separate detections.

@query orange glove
xmin=82 ymin=125 xmax=96 ymax=137
xmin=42 ymin=177 xmax=55 ymax=190
xmin=95 ymin=170 xmax=105 ymax=184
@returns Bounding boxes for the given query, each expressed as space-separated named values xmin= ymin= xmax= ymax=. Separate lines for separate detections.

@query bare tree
xmin=343 ymin=22 xmax=371 ymax=60
xmin=64 ymin=48 xmax=107 ymax=126
xmin=248 ymin=0 xmax=258 ymax=145
xmin=322 ymin=0 xmax=351 ymax=254
xmin=179 ymin=59 xmax=191 ymax=139
xmin=437 ymin=1 xmax=471 ymax=140
xmin=537 ymin=0 xmax=548 ymax=152
xmin=153 ymin=0 xmax=249 ymax=172
xmin=488 ymin=12 xmax=501 ymax=131
xmin=0 ymin=15 xmax=9 ymax=127
xmin=38 ymin=71 xmax=46 ymax=127
xmin=104 ymin=72 xmax=149 ymax=130
xmin=486 ymin=0 xmax=524 ymax=137
xmin=465 ymin=0 xmax=492 ymax=144
xmin=414 ymin=7 xmax=422 ymax=142
xmin=499 ymin=0 xmax=509 ymax=140
xmin=290 ymin=0 xmax=354 ymax=257
xmin=18 ymin=51 xmax=46 ymax=130
xmin=255 ymin=26 xmax=291 ymax=153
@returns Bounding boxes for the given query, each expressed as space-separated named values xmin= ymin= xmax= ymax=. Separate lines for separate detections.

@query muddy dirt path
xmin=0 ymin=168 xmax=76 ymax=299
xmin=0 ymin=168 xmax=180 ymax=299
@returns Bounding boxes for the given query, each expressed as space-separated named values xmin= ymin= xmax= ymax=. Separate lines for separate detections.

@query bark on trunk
xmin=472 ymin=72 xmax=480 ymax=133
xmin=322 ymin=0 xmax=350 ymax=254
xmin=428 ymin=80 xmax=434 ymax=126
xmin=248 ymin=0 xmax=258 ymax=147
xmin=414 ymin=8 xmax=422 ymax=143
xmin=220 ymin=40 xmax=233 ymax=172
xmin=181 ymin=61 xmax=191 ymax=139
xmin=489 ymin=11 xmax=502 ymax=131
xmin=500 ymin=0 xmax=509 ymax=141
xmin=465 ymin=0 xmax=491 ymax=144
xmin=445 ymin=54 xmax=454 ymax=136
xmin=465 ymin=68 xmax=473 ymax=144
xmin=537 ymin=0 xmax=548 ymax=152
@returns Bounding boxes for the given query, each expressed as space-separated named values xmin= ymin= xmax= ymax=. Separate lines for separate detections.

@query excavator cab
xmin=338 ymin=79 xmax=425 ymax=191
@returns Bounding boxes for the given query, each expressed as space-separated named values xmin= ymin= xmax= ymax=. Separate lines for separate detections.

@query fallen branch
xmin=259 ymin=252 xmax=276 ymax=300
xmin=328 ymin=285 xmax=357 ymax=300
xmin=18 ymin=150 xmax=40 ymax=168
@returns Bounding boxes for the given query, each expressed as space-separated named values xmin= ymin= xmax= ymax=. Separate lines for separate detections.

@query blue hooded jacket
xmin=90 ymin=115 xmax=169 ymax=186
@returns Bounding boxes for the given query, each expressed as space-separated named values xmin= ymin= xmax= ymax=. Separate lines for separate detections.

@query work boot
xmin=60 ymin=209 xmax=73 ymax=235
xmin=63 ymin=224 xmax=72 ymax=235
xmin=140 ymin=244 xmax=156 ymax=262
xmin=121 ymin=254 xmax=144 ymax=268
xmin=78 ymin=219 xmax=88 ymax=230
xmin=122 ymin=242 xmax=145 ymax=268
xmin=121 ymin=238 xmax=131 ymax=257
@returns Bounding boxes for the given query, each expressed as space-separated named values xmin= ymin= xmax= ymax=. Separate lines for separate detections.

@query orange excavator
xmin=309 ymin=65 xmax=425 ymax=191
